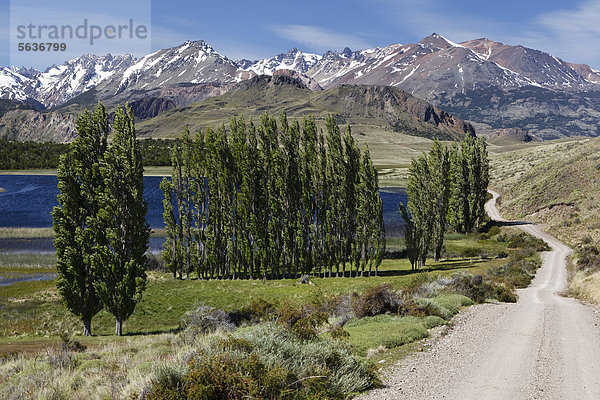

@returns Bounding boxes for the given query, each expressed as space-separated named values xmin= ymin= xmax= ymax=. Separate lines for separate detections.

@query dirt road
xmin=361 ymin=190 xmax=600 ymax=399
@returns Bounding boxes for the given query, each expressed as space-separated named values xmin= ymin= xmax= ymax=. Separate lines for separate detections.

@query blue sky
xmin=3 ymin=0 xmax=600 ymax=69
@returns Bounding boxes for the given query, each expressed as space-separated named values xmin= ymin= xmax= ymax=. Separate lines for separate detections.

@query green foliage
xmin=344 ymin=315 xmax=430 ymax=355
xmin=93 ymin=103 xmax=150 ymax=336
xmin=448 ymin=134 xmax=489 ymax=233
xmin=0 ymin=138 xmax=68 ymax=169
xmin=147 ymin=324 xmax=379 ymax=399
xmin=403 ymin=134 xmax=490 ymax=270
xmin=52 ymin=102 xmax=108 ymax=336
xmin=499 ymin=232 xmax=550 ymax=252
xmin=576 ymin=245 xmax=600 ymax=271
xmin=161 ymin=112 xmax=385 ymax=280
xmin=181 ymin=305 xmax=235 ymax=335
xmin=0 ymin=137 xmax=173 ymax=170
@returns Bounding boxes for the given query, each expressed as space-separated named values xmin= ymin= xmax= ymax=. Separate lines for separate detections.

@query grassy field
xmin=490 ymin=137 xmax=600 ymax=247
xmin=0 ymin=234 xmax=506 ymax=340
xmin=0 ymin=218 xmax=545 ymax=398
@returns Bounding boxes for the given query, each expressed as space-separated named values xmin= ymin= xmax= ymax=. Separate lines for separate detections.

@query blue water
xmin=0 ymin=175 xmax=407 ymax=247
xmin=0 ymin=175 xmax=167 ymax=228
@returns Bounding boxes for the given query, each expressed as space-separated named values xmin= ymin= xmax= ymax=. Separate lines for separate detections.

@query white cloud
xmin=520 ymin=0 xmax=600 ymax=67
xmin=272 ymin=24 xmax=372 ymax=52
xmin=371 ymin=0 xmax=502 ymax=43
xmin=372 ymin=0 xmax=600 ymax=68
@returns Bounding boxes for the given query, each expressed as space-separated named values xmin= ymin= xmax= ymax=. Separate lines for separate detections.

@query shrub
xmin=180 ymin=305 xmax=235 ymax=344
xmin=146 ymin=363 xmax=187 ymax=400
xmin=423 ymin=315 xmax=446 ymax=329
xmin=59 ymin=333 xmax=86 ymax=353
xmin=577 ymin=245 xmax=600 ymax=271
xmin=47 ymin=349 xmax=78 ymax=370
xmin=329 ymin=325 xmax=350 ymax=341
xmin=446 ymin=272 xmax=512 ymax=303
xmin=146 ymin=253 xmax=166 ymax=272
xmin=241 ymin=324 xmax=379 ymax=396
xmin=184 ymin=353 xmax=264 ymax=399
xmin=352 ymin=284 xmax=403 ymax=318
xmin=231 ymin=299 xmax=278 ymax=325
xmin=505 ymin=232 xmax=549 ymax=252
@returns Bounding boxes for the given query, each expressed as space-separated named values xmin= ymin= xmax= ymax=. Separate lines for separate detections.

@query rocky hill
xmin=136 ymin=75 xmax=474 ymax=141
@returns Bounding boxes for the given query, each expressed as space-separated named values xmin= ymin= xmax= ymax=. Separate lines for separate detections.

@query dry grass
xmin=0 ymin=332 xmax=193 ymax=400
xmin=568 ymin=270 xmax=600 ymax=304
xmin=0 ymin=228 xmax=54 ymax=239
xmin=490 ymin=137 xmax=600 ymax=247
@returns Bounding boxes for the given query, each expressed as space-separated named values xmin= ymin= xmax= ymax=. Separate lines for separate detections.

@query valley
xmin=2 ymin=12 xmax=600 ymax=397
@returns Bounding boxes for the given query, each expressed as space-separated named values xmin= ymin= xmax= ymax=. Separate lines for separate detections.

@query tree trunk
xmin=115 ymin=316 xmax=123 ymax=336
xmin=83 ymin=318 xmax=92 ymax=337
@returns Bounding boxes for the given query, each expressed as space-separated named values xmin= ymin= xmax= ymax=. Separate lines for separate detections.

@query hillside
xmin=136 ymin=75 xmax=474 ymax=141
xmin=491 ymin=137 xmax=600 ymax=246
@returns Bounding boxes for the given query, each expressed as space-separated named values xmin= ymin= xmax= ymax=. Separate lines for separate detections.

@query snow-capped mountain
xmin=296 ymin=34 xmax=598 ymax=100
xmin=0 ymin=54 xmax=135 ymax=109
xmin=238 ymin=48 xmax=321 ymax=75
xmin=0 ymin=67 xmax=35 ymax=101
xmin=4 ymin=34 xmax=600 ymax=139
xmin=105 ymin=40 xmax=253 ymax=95
xmin=36 ymin=54 xmax=136 ymax=108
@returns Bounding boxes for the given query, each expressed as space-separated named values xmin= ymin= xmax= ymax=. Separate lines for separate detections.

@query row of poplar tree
xmin=161 ymin=112 xmax=386 ymax=280
xmin=52 ymin=103 xmax=149 ymax=336
xmin=400 ymin=134 xmax=489 ymax=270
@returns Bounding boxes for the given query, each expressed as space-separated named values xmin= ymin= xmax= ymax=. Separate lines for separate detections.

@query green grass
xmin=0 ymin=232 xmax=509 ymax=355
xmin=344 ymin=315 xmax=435 ymax=355
xmin=0 ymin=255 xmax=504 ymax=338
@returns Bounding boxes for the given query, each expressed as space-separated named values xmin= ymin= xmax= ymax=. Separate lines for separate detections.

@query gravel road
xmin=360 ymin=190 xmax=600 ymax=399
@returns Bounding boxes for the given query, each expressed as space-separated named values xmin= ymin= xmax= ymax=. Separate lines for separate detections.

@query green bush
xmin=422 ymin=315 xmax=446 ymax=329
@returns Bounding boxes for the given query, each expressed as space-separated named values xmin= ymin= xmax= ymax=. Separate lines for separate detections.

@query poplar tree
xmin=447 ymin=142 xmax=467 ymax=233
xmin=52 ymin=103 xmax=108 ymax=336
xmin=404 ymin=155 xmax=432 ymax=269
xmin=191 ymin=129 xmax=208 ymax=278
xmin=160 ymin=177 xmax=181 ymax=279
xmin=299 ymin=116 xmax=319 ymax=275
xmin=428 ymin=140 xmax=450 ymax=262
xmin=343 ymin=124 xmax=360 ymax=276
xmin=94 ymin=104 xmax=150 ymax=336
xmin=325 ymin=115 xmax=345 ymax=277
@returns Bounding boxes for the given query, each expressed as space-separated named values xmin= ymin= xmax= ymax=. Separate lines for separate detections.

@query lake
xmin=0 ymin=175 xmax=407 ymax=252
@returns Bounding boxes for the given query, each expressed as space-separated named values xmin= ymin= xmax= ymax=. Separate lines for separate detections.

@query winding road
xmin=361 ymin=190 xmax=600 ymax=399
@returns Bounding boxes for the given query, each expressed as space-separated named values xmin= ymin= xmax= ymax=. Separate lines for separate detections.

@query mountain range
xmin=2 ymin=33 xmax=600 ymax=141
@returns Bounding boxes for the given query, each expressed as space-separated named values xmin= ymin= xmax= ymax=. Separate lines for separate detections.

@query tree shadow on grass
xmin=374 ymin=257 xmax=498 ymax=277
xmin=124 ymin=327 xmax=181 ymax=336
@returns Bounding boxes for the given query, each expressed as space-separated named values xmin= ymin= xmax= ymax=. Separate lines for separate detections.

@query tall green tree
xmin=447 ymin=142 xmax=467 ymax=233
xmin=160 ymin=177 xmax=181 ymax=279
xmin=52 ymin=103 xmax=108 ymax=336
xmin=448 ymin=134 xmax=489 ymax=233
xmin=404 ymin=154 xmax=432 ymax=269
xmin=428 ymin=140 xmax=450 ymax=262
xmin=94 ymin=104 xmax=150 ymax=336
xmin=343 ymin=124 xmax=361 ymax=276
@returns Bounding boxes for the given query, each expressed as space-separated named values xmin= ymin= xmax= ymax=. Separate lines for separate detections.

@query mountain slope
xmin=238 ymin=48 xmax=321 ymax=75
xmin=3 ymin=34 xmax=600 ymax=140
xmin=135 ymin=75 xmax=474 ymax=141
xmin=491 ymin=138 xmax=600 ymax=246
